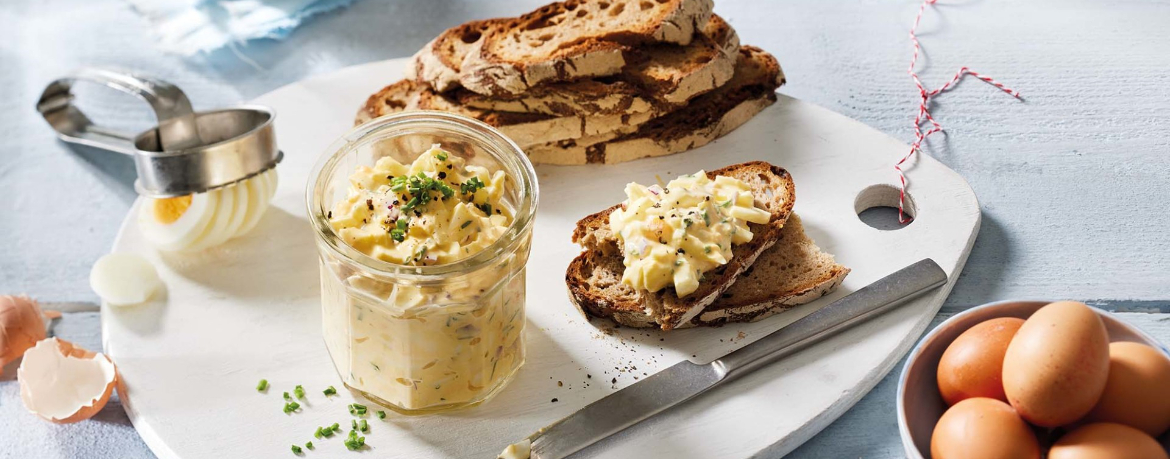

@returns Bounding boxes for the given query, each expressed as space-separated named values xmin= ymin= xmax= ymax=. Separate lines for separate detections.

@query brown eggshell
xmin=0 ymin=295 xmax=47 ymax=367
xmin=1048 ymin=422 xmax=1169 ymax=459
xmin=937 ymin=317 xmax=1024 ymax=406
xmin=1002 ymin=301 xmax=1110 ymax=427
xmin=930 ymin=397 xmax=1041 ymax=459
xmin=1083 ymin=342 xmax=1170 ymax=437
xmin=18 ymin=338 xmax=118 ymax=424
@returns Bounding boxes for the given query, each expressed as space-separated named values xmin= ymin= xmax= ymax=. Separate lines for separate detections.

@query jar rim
xmin=306 ymin=111 xmax=539 ymax=280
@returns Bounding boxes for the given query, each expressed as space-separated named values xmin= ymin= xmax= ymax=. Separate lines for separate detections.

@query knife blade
xmin=526 ymin=258 xmax=948 ymax=459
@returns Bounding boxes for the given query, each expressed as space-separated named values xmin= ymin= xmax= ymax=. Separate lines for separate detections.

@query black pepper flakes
xmin=551 ymin=398 xmax=559 ymax=403
xmin=438 ymin=171 xmax=447 ymax=179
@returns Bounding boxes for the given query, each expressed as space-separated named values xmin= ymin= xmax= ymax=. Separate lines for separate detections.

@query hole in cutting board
xmin=855 ymin=184 xmax=915 ymax=230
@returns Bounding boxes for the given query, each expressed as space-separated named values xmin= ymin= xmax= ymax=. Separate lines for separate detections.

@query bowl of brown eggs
xmin=898 ymin=300 xmax=1170 ymax=459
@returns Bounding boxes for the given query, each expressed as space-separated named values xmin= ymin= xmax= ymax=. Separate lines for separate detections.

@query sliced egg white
xmin=219 ymin=180 xmax=250 ymax=241
xmin=184 ymin=186 xmax=238 ymax=252
xmin=138 ymin=191 xmax=219 ymax=252
xmin=89 ymin=253 xmax=162 ymax=306
xmin=196 ymin=182 xmax=245 ymax=250
xmin=235 ymin=170 xmax=272 ymax=237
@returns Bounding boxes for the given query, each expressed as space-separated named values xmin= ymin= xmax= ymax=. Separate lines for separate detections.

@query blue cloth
xmin=124 ymin=0 xmax=357 ymax=55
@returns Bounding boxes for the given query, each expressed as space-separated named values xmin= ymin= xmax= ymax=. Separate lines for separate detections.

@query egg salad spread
xmin=328 ymin=144 xmax=512 ymax=265
xmin=609 ymin=172 xmax=771 ymax=297
xmin=321 ymin=144 xmax=526 ymax=413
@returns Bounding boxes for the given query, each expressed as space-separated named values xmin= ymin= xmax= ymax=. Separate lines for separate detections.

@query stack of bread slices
xmin=356 ymin=0 xmax=785 ymax=166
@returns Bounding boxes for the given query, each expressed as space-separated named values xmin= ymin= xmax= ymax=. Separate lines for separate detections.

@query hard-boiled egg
xmin=89 ymin=253 xmax=161 ymax=306
xmin=138 ymin=191 xmax=219 ymax=252
xmin=136 ymin=169 xmax=278 ymax=252
xmin=1048 ymin=422 xmax=1169 ymax=459
xmin=18 ymin=337 xmax=117 ymax=424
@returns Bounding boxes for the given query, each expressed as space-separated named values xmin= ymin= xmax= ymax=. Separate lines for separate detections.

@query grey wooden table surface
xmin=2 ymin=0 xmax=1168 ymax=457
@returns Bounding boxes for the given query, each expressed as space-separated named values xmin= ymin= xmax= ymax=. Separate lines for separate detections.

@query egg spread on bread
xmin=610 ymin=172 xmax=771 ymax=297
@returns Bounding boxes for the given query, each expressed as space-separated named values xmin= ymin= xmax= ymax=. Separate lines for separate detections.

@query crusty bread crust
xmin=565 ymin=162 xmax=796 ymax=330
xmin=525 ymin=46 xmax=783 ymax=165
xmin=458 ymin=0 xmax=715 ymax=96
xmin=407 ymin=19 xmax=504 ymax=93
xmin=355 ymin=79 xmax=655 ymax=148
xmin=455 ymin=14 xmax=738 ymax=116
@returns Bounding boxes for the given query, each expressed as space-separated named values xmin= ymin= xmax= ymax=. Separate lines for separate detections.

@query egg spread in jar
xmin=322 ymin=144 xmax=524 ymax=412
xmin=609 ymin=172 xmax=770 ymax=297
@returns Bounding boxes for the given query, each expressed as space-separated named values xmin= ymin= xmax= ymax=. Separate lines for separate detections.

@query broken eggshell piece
xmin=18 ymin=337 xmax=117 ymax=424
xmin=0 ymin=295 xmax=47 ymax=367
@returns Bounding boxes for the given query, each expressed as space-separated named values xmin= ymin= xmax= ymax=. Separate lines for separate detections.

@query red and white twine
xmin=897 ymin=0 xmax=1023 ymax=223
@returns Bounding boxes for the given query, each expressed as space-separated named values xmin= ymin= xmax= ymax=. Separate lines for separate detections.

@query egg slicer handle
xmin=36 ymin=68 xmax=203 ymax=155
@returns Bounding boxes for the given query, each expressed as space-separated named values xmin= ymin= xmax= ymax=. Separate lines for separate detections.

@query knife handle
xmin=712 ymin=258 xmax=947 ymax=380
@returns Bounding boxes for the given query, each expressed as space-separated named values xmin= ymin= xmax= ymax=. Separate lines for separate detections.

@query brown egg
xmin=1048 ymin=422 xmax=1169 ymax=459
xmin=1002 ymin=301 xmax=1110 ymax=427
xmin=1083 ymin=342 xmax=1170 ymax=437
xmin=937 ymin=317 xmax=1025 ymax=406
xmin=930 ymin=397 xmax=1041 ymax=459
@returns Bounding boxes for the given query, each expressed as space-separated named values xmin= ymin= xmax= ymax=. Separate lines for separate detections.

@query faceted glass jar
xmin=307 ymin=112 xmax=538 ymax=414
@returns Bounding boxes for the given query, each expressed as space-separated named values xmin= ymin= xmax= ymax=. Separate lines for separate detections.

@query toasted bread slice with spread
xmin=570 ymin=215 xmax=848 ymax=328
xmin=454 ymin=14 xmax=739 ymax=116
xmin=355 ymin=79 xmax=655 ymax=148
xmin=458 ymin=0 xmax=715 ymax=96
xmin=694 ymin=215 xmax=849 ymax=326
xmin=526 ymin=46 xmax=784 ymax=165
xmin=565 ymin=162 xmax=795 ymax=330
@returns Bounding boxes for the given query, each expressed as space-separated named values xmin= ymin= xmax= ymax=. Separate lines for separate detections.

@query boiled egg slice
xmin=89 ymin=253 xmax=162 ymax=306
xmin=235 ymin=170 xmax=272 ymax=238
xmin=184 ymin=186 xmax=238 ymax=252
xmin=218 ymin=181 xmax=250 ymax=242
xmin=138 ymin=190 xmax=219 ymax=252
xmin=18 ymin=337 xmax=117 ymax=424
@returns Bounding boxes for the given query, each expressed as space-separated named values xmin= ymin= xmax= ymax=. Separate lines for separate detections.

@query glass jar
xmin=306 ymin=112 xmax=538 ymax=414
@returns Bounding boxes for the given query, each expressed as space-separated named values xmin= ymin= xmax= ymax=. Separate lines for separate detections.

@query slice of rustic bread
xmin=407 ymin=19 xmax=504 ymax=93
xmin=526 ymin=46 xmax=784 ymax=165
xmin=454 ymin=14 xmax=738 ymax=116
xmin=355 ymin=79 xmax=655 ymax=148
xmin=565 ymin=161 xmax=796 ymax=330
xmin=694 ymin=214 xmax=849 ymax=326
xmin=570 ymin=214 xmax=848 ymax=328
xmin=458 ymin=0 xmax=715 ymax=96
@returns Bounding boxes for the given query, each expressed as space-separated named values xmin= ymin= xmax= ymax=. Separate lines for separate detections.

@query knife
xmin=524 ymin=258 xmax=948 ymax=459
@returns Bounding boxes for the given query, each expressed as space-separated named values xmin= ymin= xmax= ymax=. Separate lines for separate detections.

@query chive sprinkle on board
xmin=256 ymin=379 xmax=268 ymax=391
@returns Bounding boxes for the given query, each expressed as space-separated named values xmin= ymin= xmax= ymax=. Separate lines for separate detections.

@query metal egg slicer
xmin=37 ymin=68 xmax=282 ymax=198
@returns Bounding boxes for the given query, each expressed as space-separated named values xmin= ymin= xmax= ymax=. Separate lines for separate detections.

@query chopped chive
xmin=314 ymin=427 xmax=323 ymax=439
xmin=351 ymin=419 xmax=358 ymax=430
xmin=331 ymin=423 xmax=341 ymax=432
xmin=321 ymin=428 xmax=334 ymax=438
xmin=256 ymin=379 xmax=268 ymax=391
xmin=305 ymin=442 xmax=314 ymax=450
xmin=436 ymin=151 xmax=448 ymax=161
xmin=291 ymin=445 xmax=302 ymax=454
xmin=283 ymin=391 xmax=291 ymax=400
xmin=294 ymin=385 xmax=305 ymax=399
xmin=359 ymin=419 xmax=368 ymax=433
xmin=376 ymin=411 xmax=386 ymax=419
xmin=460 ymin=220 xmax=472 ymax=229
xmin=323 ymin=386 xmax=337 ymax=396
xmin=283 ymin=401 xmax=301 ymax=413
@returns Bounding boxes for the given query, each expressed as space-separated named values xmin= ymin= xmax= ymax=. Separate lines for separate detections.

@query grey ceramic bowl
xmin=897 ymin=300 xmax=1170 ymax=458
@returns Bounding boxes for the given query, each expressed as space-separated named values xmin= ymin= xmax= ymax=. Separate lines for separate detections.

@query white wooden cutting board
xmin=102 ymin=58 xmax=979 ymax=459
